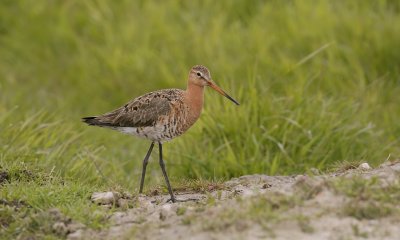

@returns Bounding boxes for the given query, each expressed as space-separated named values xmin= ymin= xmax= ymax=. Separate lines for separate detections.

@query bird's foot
xmin=166 ymin=197 xmax=177 ymax=203
xmin=165 ymin=197 xmax=202 ymax=203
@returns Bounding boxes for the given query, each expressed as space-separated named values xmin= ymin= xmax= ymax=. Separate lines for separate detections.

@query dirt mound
xmin=68 ymin=161 xmax=400 ymax=240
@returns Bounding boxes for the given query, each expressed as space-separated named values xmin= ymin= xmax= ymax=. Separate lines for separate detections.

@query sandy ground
xmin=64 ymin=161 xmax=400 ymax=240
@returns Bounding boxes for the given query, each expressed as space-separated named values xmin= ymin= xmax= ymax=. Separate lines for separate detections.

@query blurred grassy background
xmin=1 ymin=0 xmax=400 ymax=190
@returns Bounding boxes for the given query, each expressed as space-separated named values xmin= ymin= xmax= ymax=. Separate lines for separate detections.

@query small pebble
xmin=358 ymin=163 xmax=371 ymax=170
xmin=91 ymin=192 xmax=120 ymax=205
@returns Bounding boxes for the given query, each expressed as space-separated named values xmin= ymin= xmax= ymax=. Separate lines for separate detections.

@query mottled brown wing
xmin=111 ymin=95 xmax=171 ymax=127
xmin=84 ymin=89 xmax=182 ymax=128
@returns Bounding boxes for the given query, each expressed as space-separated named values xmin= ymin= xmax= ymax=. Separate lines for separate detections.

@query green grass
xmin=0 ymin=163 xmax=112 ymax=239
xmin=2 ymin=0 xmax=400 ymax=181
xmin=1 ymin=0 xmax=400 ymax=238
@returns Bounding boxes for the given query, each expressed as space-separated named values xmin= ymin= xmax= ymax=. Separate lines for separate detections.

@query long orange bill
xmin=208 ymin=81 xmax=240 ymax=105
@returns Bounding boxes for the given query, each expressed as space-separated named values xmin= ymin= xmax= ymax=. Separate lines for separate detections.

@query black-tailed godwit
xmin=82 ymin=65 xmax=239 ymax=202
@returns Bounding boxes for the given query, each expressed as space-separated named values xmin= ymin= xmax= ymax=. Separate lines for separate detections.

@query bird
xmin=82 ymin=65 xmax=239 ymax=202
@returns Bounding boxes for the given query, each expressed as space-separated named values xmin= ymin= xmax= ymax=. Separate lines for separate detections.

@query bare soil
xmin=67 ymin=161 xmax=400 ymax=240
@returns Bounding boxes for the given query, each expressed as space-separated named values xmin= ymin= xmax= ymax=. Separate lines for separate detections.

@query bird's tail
xmin=82 ymin=116 xmax=102 ymax=126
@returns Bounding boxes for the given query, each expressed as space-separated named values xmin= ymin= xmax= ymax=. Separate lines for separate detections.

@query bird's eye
xmin=196 ymin=72 xmax=202 ymax=77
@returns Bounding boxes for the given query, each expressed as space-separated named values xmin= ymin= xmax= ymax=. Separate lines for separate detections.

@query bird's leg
xmin=139 ymin=142 xmax=155 ymax=194
xmin=158 ymin=142 xmax=176 ymax=203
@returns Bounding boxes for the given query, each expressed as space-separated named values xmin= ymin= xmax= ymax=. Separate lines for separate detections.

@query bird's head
xmin=189 ymin=65 xmax=240 ymax=105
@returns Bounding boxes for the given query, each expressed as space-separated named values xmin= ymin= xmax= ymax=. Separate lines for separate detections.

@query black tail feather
xmin=82 ymin=116 xmax=115 ymax=127
xmin=82 ymin=116 xmax=101 ymax=126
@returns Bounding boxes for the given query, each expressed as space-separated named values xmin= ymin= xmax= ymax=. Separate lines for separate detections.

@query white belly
xmin=115 ymin=125 xmax=174 ymax=142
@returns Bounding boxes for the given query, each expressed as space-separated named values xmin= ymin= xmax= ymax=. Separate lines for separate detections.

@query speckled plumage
xmin=83 ymin=89 xmax=194 ymax=141
xmin=82 ymin=65 xmax=239 ymax=202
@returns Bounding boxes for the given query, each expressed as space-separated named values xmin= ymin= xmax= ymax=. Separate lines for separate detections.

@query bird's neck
xmin=185 ymin=83 xmax=205 ymax=119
